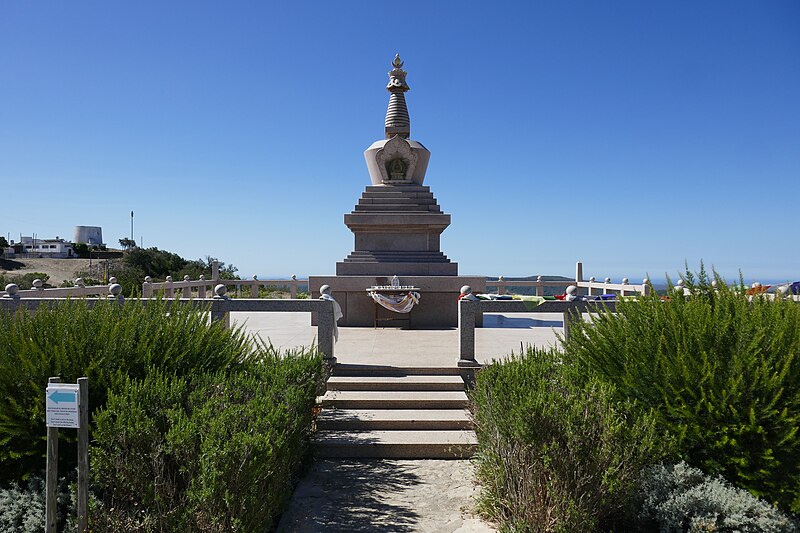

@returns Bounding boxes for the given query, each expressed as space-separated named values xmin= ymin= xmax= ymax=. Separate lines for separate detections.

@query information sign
xmin=45 ymin=384 xmax=80 ymax=428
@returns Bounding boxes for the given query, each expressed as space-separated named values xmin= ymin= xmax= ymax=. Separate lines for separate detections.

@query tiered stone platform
xmin=337 ymin=184 xmax=456 ymax=276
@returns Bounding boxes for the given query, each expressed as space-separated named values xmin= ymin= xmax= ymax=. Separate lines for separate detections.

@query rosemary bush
xmin=562 ymin=268 xmax=800 ymax=512
xmin=90 ymin=347 xmax=323 ymax=532
xmin=471 ymin=347 xmax=665 ymax=532
xmin=0 ymin=299 xmax=252 ymax=482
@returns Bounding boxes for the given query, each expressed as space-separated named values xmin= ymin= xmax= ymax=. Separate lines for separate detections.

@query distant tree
xmin=119 ymin=237 xmax=136 ymax=250
xmin=72 ymin=242 xmax=90 ymax=258
xmin=0 ymin=236 xmax=8 ymax=256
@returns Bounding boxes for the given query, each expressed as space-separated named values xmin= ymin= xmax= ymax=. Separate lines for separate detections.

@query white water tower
xmin=73 ymin=226 xmax=103 ymax=246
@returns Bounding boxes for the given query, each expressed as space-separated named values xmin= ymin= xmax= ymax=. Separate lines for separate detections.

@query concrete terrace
xmin=233 ymin=311 xmax=565 ymax=366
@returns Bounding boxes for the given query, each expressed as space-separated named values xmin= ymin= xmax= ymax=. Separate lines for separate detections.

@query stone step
xmin=358 ymin=196 xmax=437 ymax=204
xmin=319 ymin=390 xmax=469 ymax=409
xmin=353 ymin=204 xmax=442 ymax=212
xmin=333 ymin=364 xmax=468 ymax=376
xmin=327 ymin=375 xmax=464 ymax=392
xmin=314 ymin=429 xmax=477 ymax=459
xmin=316 ymin=409 xmax=473 ymax=430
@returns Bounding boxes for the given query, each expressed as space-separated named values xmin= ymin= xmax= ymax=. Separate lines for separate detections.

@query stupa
xmin=310 ymin=56 xmax=485 ymax=327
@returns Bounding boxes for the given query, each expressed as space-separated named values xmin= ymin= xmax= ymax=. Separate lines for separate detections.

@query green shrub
xmin=635 ymin=462 xmax=798 ymax=532
xmin=562 ymin=268 xmax=800 ymax=512
xmin=0 ymin=474 xmax=74 ymax=533
xmin=0 ymin=299 xmax=253 ymax=482
xmin=471 ymin=346 xmax=665 ymax=532
xmin=90 ymin=347 xmax=323 ymax=532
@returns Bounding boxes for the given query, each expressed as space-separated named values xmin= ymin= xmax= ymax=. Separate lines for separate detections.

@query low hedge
xmin=471 ymin=347 xmax=665 ymax=531
xmin=562 ymin=269 xmax=800 ymax=512
xmin=0 ymin=299 xmax=253 ymax=482
xmin=91 ymin=349 xmax=323 ymax=532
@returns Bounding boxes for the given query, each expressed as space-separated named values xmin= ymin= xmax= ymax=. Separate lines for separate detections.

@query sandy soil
xmin=0 ymin=257 xmax=103 ymax=286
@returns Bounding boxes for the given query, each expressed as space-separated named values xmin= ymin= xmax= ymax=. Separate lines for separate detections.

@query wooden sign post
xmin=45 ymin=376 xmax=89 ymax=533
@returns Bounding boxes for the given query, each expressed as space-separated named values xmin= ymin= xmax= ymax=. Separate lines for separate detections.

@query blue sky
xmin=2 ymin=1 xmax=798 ymax=283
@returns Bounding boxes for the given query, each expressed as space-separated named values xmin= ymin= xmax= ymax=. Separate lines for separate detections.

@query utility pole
xmin=130 ymin=211 xmax=134 ymax=245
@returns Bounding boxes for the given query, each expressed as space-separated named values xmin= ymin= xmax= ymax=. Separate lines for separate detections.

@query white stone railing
xmin=0 ymin=277 xmax=117 ymax=299
xmin=142 ymin=274 xmax=308 ymax=299
xmin=0 ymin=284 xmax=337 ymax=363
xmin=487 ymin=261 xmax=651 ymax=297
xmin=457 ymin=298 xmax=617 ymax=367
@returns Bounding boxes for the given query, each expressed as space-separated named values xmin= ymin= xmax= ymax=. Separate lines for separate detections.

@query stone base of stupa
xmin=309 ymin=275 xmax=486 ymax=328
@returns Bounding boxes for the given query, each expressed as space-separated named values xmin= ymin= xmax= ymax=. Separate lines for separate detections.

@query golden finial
xmin=392 ymin=54 xmax=404 ymax=69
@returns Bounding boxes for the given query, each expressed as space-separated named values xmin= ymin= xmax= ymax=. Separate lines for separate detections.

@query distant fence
xmin=486 ymin=262 xmax=650 ymax=297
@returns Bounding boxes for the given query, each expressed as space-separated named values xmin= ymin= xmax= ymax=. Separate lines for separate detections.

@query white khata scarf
xmin=368 ymin=291 xmax=421 ymax=314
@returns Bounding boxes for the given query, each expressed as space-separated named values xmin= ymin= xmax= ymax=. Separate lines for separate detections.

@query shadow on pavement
xmin=277 ymin=459 xmax=422 ymax=532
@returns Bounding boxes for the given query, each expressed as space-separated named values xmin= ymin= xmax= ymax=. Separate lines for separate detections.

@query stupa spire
xmin=385 ymin=54 xmax=410 ymax=139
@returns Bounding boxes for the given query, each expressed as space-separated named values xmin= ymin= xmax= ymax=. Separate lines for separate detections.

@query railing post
xmin=212 ymin=260 xmax=220 ymax=282
xmin=107 ymin=283 xmax=124 ymax=305
xmin=198 ymin=275 xmax=207 ymax=298
xmin=458 ymin=299 xmax=479 ymax=367
xmin=562 ymin=304 xmax=582 ymax=342
xmin=316 ymin=299 xmax=336 ymax=364
xmin=642 ymin=278 xmax=650 ymax=296
xmin=497 ymin=276 xmax=505 ymax=295
xmin=165 ymin=276 xmax=174 ymax=298
xmin=621 ymin=277 xmax=629 ymax=297
xmin=251 ymin=275 xmax=259 ymax=298
xmin=211 ymin=284 xmax=230 ymax=328
xmin=588 ymin=276 xmax=596 ymax=296
xmin=290 ymin=275 xmax=298 ymax=299
xmin=603 ymin=277 xmax=611 ymax=295
xmin=575 ymin=261 xmax=584 ymax=295
xmin=536 ymin=275 xmax=543 ymax=297
xmin=3 ymin=283 xmax=20 ymax=300
xmin=143 ymin=276 xmax=152 ymax=298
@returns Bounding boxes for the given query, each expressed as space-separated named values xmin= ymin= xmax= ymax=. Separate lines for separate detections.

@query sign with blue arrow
xmin=46 ymin=384 xmax=80 ymax=428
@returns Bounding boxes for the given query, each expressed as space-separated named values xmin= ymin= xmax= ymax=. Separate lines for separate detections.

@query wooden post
xmin=46 ymin=377 xmax=60 ymax=533
xmin=77 ymin=377 xmax=89 ymax=532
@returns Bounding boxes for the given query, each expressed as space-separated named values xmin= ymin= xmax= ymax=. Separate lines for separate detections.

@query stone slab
xmin=314 ymin=430 xmax=477 ymax=459
xmin=327 ymin=375 xmax=465 ymax=391
xmin=320 ymin=390 xmax=469 ymax=409
xmin=316 ymin=409 xmax=473 ymax=430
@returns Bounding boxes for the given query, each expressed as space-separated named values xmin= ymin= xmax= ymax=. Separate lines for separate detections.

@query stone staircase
xmin=314 ymin=365 xmax=477 ymax=458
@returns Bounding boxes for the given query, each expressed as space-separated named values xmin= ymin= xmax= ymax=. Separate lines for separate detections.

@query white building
xmin=19 ymin=236 xmax=75 ymax=258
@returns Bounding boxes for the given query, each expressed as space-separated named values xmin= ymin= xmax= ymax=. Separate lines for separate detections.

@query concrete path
xmin=233 ymin=311 xmax=563 ymax=366
xmin=233 ymin=312 xmax=557 ymax=532
xmin=276 ymin=460 xmax=496 ymax=532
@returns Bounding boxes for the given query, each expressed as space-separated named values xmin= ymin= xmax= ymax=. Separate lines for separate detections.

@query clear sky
xmin=2 ymin=1 xmax=798 ymax=283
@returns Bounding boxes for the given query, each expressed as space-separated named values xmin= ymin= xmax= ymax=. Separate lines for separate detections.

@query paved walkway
xmin=276 ymin=460 xmax=495 ymax=533
xmin=235 ymin=312 xmax=562 ymax=532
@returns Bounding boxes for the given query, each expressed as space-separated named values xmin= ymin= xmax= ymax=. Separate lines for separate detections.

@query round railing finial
xmin=214 ymin=284 xmax=227 ymax=298
xmin=4 ymin=283 xmax=19 ymax=297
xmin=75 ymin=277 xmax=85 ymax=287
xmin=32 ymin=279 xmax=43 ymax=289
xmin=108 ymin=283 xmax=123 ymax=297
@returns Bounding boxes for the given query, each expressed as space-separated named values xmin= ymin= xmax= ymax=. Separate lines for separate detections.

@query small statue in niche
xmin=388 ymin=158 xmax=407 ymax=181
